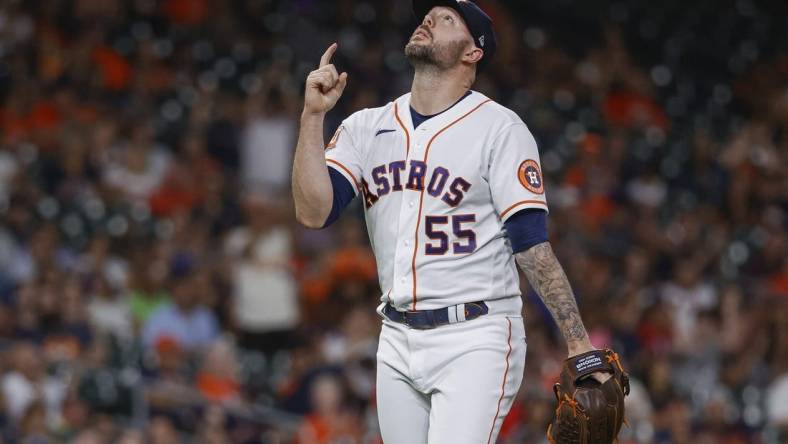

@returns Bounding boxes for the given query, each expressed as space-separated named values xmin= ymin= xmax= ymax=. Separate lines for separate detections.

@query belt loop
xmin=457 ymin=303 xmax=466 ymax=322
xmin=448 ymin=305 xmax=458 ymax=324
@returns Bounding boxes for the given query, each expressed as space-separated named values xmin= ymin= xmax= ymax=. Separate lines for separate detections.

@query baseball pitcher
xmin=291 ymin=1 xmax=628 ymax=443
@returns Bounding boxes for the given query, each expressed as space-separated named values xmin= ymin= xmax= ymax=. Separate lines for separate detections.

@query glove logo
xmin=517 ymin=159 xmax=544 ymax=194
xmin=575 ymin=354 xmax=603 ymax=372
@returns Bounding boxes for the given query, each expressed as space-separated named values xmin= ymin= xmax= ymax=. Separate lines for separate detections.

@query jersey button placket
xmin=392 ymin=123 xmax=420 ymax=305
xmin=396 ymin=190 xmax=416 ymax=302
xmin=405 ymin=130 xmax=429 ymax=309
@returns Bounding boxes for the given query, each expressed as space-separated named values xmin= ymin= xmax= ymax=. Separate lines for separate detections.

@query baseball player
xmin=292 ymin=1 xmax=610 ymax=442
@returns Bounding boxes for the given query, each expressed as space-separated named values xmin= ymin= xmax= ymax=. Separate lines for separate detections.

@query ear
xmin=462 ymin=46 xmax=484 ymax=65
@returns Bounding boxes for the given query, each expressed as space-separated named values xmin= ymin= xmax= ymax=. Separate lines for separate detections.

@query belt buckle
xmin=464 ymin=302 xmax=480 ymax=320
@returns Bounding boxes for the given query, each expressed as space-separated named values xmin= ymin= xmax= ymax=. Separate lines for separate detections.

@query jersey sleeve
xmin=321 ymin=167 xmax=357 ymax=228
xmin=488 ymin=122 xmax=548 ymax=222
xmin=324 ymin=118 xmax=363 ymax=196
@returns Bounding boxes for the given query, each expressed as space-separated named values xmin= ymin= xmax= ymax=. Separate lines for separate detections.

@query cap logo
xmin=478 ymin=35 xmax=485 ymax=47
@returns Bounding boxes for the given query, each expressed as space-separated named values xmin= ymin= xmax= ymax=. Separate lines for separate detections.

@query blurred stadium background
xmin=0 ymin=0 xmax=786 ymax=443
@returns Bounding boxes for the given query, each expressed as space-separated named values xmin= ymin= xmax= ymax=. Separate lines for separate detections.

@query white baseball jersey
xmin=325 ymin=90 xmax=548 ymax=312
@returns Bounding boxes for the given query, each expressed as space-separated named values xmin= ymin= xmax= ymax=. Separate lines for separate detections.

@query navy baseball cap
xmin=412 ymin=0 xmax=497 ymax=71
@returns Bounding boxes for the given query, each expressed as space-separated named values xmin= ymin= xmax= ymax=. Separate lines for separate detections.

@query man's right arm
xmin=291 ymin=43 xmax=348 ymax=228
xmin=292 ymin=112 xmax=333 ymax=228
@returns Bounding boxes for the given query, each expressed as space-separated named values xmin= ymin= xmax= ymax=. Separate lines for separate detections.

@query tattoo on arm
xmin=516 ymin=242 xmax=589 ymax=346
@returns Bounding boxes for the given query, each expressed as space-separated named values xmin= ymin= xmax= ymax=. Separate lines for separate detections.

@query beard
xmin=405 ymin=37 xmax=469 ymax=71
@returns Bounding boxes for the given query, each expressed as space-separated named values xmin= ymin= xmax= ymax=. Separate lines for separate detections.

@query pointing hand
xmin=303 ymin=43 xmax=348 ymax=115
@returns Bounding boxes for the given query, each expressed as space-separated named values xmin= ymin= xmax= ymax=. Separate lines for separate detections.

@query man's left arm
xmin=515 ymin=242 xmax=612 ymax=383
xmin=522 ymin=243 xmax=628 ymax=444
xmin=486 ymin=121 xmax=605 ymax=367
xmin=515 ymin=241 xmax=593 ymax=356
xmin=491 ymin=122 xmax=625 ymax=440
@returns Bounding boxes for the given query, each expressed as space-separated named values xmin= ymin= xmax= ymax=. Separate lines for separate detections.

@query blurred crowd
xmin=0 ymin=0 xmax=786 ymax=443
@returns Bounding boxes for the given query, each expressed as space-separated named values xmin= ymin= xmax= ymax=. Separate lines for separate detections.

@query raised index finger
xmin=319 ymin=43 xmax=338 ymax=67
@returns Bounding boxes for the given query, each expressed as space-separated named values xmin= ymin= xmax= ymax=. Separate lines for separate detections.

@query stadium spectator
xmin=296 ymin=373 xmax=363 ymax=444
xmin=225 ymin=193 xmax=300 ymax=355
xmin=141 ymin=268 xmax=219 ymax=351
xmin=103 ymin=119 xmax=171 ymax=202
xmin=86 ymin=275 xmax=133 ymax=340
xmin=1 ymin=342 xmax=67 ymax=427
xmin=240 ymin=71 xmax=298 ymax=194
xmin=196 ymin=339 xmax=242 ymax=405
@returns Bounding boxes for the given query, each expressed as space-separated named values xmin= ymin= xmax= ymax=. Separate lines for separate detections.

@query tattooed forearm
xmin=516 ymin=242 xmax=591 ymax=352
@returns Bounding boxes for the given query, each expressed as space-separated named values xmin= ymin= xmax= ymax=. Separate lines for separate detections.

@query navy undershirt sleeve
xmin=504 ymin=208 xmax=548 ymax=253
xmin=322 ymin=166 xmax=357 ymax=228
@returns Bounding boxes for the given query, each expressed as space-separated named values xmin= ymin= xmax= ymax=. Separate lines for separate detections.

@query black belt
xmin=383 ymin=301 xmax=489 ymax=330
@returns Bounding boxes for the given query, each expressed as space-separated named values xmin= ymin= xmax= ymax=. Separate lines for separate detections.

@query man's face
xmin=405 ymin=6 xmax=475 ymax=70
xmin=172 ymin=276 xmax=198 ymax=311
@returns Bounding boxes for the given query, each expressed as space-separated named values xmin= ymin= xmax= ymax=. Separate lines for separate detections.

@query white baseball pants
xmin=376 ymin=313 xmax=526 ymax=444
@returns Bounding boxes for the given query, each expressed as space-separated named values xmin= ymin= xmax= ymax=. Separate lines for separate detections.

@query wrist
xmin=566 ymin=339 xmax=595 ymax=357
xmin=301 ymin=109 xmax=326 ymax=121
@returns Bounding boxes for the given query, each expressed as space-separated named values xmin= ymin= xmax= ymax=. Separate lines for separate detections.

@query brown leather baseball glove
xmin=547 ymin=348 xmax=630 ymax=444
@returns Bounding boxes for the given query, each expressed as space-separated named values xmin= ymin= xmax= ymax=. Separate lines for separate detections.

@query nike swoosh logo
xmin=375 ymin=129 xmax=396 ymax=137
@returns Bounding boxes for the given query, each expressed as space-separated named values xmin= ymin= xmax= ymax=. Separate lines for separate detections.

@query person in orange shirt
xmin=195 ymin=339 xmax=241 ymax=404
xmin=296 ymin=373 xmax=362 ymax=444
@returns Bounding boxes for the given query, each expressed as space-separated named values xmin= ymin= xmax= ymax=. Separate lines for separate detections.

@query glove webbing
xmin=546 ymin=389 xmax=585 ymax=444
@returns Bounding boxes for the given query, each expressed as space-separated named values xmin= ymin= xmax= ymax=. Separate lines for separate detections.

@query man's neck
xmin=410 ymin=68 xmax=471 ymax=116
